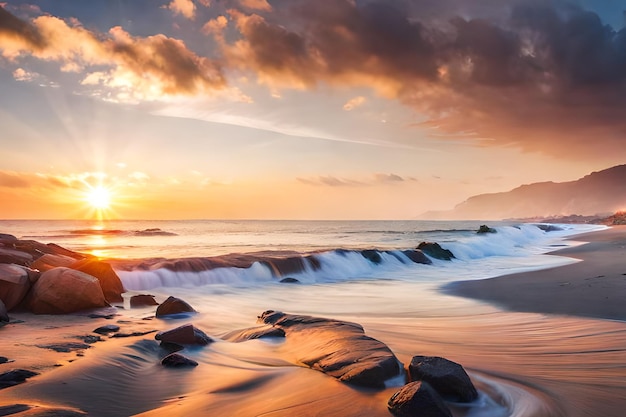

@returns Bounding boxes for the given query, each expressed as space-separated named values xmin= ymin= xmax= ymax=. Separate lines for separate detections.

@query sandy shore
xmin=446 ymin=225 xmax=626 ymax=321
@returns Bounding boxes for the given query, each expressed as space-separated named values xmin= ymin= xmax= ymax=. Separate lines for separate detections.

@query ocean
xmin=3 ymin=219 xmax=624 ymax=417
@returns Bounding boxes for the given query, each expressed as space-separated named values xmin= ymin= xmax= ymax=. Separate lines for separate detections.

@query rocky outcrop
xmin=417 ymin=242 xmax=455 ymax=261
xmin=0 ymin=264 xmax=36 ymax=311
xmin=388 ymin=381 xmax=452 ymax=417
xmin=402 ymin=250 xmax=432 ymax=265
xmin=258 ymin=310 xmax=400 ymax=388
xmin=29 ymin=267 xmax=109 ymax=314
xmin=155 ymin=324 xmax=212 ymax=346
xmin=408 ymin=356 xmax=478 ymax=402
xmin=69 ymin=259 xmax=125 ymax=303
xmin=155 ymin=296 xmax=196 ymax=317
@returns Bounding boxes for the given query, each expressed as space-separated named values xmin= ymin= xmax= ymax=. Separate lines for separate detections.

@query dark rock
xmin=257 ymin=310 xmax=400 ymax=388
xmin=161 ymin=353 xmax=198 ymax=367
xmin=388 ymin=381 xmax=452 ymax=417
xmin=222 ymin=325 xmax=286 ymax=342
xmin=81 ymin=335 xmax=102 ymax=344
xmin=361 ymin=250 xmax=382 ymax=264
xmin=88 ymin=313 xmax=118 ymax=319
xmin=0 ymin=299 xmax=8 ymax=324
xmin=279 ymin=277 xmax=300 ymax=284
xmin=535 ymin=224 xmax=563 ymax=232
xmin=0 ymin=248 xmax=33 ymax=266
xmin=408 ymin=356 xmax=478 ymax=402
xmin=155 ymin=296 xmax=197 ymax=317
xmin=0 ymin=356 xmax=9 ymax=364
xmin=0 ymin=264 xmax=33 ymax=311
xmin=477 ymin=225 xmax=497 ymax=234
xmin=70 ymin=258 xmax=125 ymax=303
xmin=402 ymin=250 xmax=433 ymax=265
xmin=417 ymin=242 xmax=455 ymax=261
xmin=155 ymin=324 xmax=212 ymax=346
xmin=0 ymin=404 xmax=31 ymax=414
xmin=130 ymin=294 xmax=159 ymax=308
xmin=111 ymin=330 xmax=157 ymax=338
xmin=93 ymin=324 xmax=120 ymax=334
xmin=0 ymin=369 xmax=39 ymax=389
xmin=36 ymin=343 xmax=91 ymax=353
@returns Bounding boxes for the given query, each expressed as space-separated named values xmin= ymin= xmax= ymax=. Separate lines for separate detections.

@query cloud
xmin=0 ymin=7 xmax=226 ymax=101
xmin=166 ymin=0 xmax=196 ymax=20
xmin=211 ymin=1 xmax=626 ymax=158
xmin=298 ymin=173 xmax=410 ymax=187
xmin=373 ymin=173 xmax=405 ymax=183
xmin=343 ymin=96 xmax=366 ymax=111
xmin=12 ymin=67 xmax=38 ymax=81
xmin=239 ymin=0 xmax=272 ymax=12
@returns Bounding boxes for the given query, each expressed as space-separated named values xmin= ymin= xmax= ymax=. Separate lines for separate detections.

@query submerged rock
xmin=93 ymin=324 xmax=121 ymax=335
xmin=257 ymin=310 xmax=400 ymax=388
xmin=155 ymin=324 xmax=212 ymax=346
xmin=161 ymin=353 xmax=198 ymax=367
xmin=222 ymin=324 xmax=286 ymax=342
xmin=408 ymin=356 xmax=478 ymax=402
xmin=279 ymin=277 xmax=300 ymax=284
xmin=155 ymin=296 xmax=197 ymax=317
xmin=416 ymin=242 xmax=455 ymax=261
xmin=130 ymin=294 xmax=159 ymax=308
xmin=401 ymin=250 xmax=432 ymax=265
xmin=388 ymin=381 xmax=452 ymax=417
xmin=477 ymin=225 xmax=497 ymax=234
xmin=0 ymin=369 xmax=39 ymax=389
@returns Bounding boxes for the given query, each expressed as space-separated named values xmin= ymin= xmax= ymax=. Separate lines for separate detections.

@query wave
xmin=65 ymin=228 xmax=178 ymax=237
xmin=115 ymin=223 xmax=595 ymax=292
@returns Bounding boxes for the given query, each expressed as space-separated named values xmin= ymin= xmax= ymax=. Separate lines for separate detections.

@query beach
xmin=0 ymin=225 xmax=625 ymax=416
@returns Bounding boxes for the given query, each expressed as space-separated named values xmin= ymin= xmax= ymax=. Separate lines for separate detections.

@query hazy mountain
xmin=421 ymin=165 xmax=626 ymax=220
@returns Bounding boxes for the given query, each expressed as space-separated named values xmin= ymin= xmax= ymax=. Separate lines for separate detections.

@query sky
xmin=0 ymin=0 xmax=625 ymax=220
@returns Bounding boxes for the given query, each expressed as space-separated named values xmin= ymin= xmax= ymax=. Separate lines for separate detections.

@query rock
xmin=417 ymin=242 xmax=455 ymax=261
xmin=31 ymin=253 xmax=77 ymax=272
xmin=361 ymin=250 xmax=382 ymax=264
xmin=93 ymin=324 xmax=120 ymax=335
xmin=0 ymin=264 xmax=33 ymax=311
xmin=477 ymin=225 xmax=497 ymax=234
xmin=535 ymin=224 xmax=563 ymax=232
xmin=222 ymin=325 xmax=286 ymax=342
xmin=130 ymin=294 xmax=159 ymax=308
xmin=29 ymin=267 xmax=109 ymax=314
xmin=388 ymin=381 xmax=452 ymax=417
xmin=155 ymin=296 xmax=197 ymax=317
xmin=279 ymin=277 xmax=300 ymax=284
xmin=257 ymin=310 xmax=400 ymax=388
xmin=0 ymin=233 xmax=18 ymax=242
xmin=69 ymin=259 xmax=125 ymax=303
xmin=402 ymin=250 xmax=433 ymax=265
xmin=0 ymin=299 xmax=8 ymax=324
xmin=0 ymin=356 xmax=9 ymax=364
xmin=0 ymin=248 xmax=33 ymax=267
xmin=155 ymin=324 xmax=212 ymax=346
xmin=37 ymin=343 xmax=91 ymax=353
xmin=0 ymin=369 xmax=39 ymax=389
xmin=408 ymin=356 xmax=478 ymax=402
xmin=161 ymin=353 xmax=198 ymax=367
xmin=111 ymin=330 xmax=157 ymax=338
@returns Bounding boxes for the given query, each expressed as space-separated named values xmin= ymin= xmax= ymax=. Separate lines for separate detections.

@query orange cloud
xmin=166 ymin=0 xmax=196 ymax=20
xmin=239 ymin=0 xmax=272 ymax=12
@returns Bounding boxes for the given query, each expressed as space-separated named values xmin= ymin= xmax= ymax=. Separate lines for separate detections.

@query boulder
xmin=69 ymin=259 xmax=125 ymax=303
xmin=29 ymin=267 xmax=109 ymax=314
xmin=130 ymin=294 xmax=159 ymax=308
xmin=0 ymin=233 xmax=17 ymax=242
xmin=361 ymin=250 xmax=382 ymax=264
xmin=388 ymin=381 xmax=452 ymax=417
xmin=155 ymin=324 xmax=212 ymax=346
xmin=416 ymin=242 xmax=455 ymax=261
xmin=0 ymin=264 xmax=33 ymax=311
xmin=477 ymin=225 xmax=497 ymax=234
xmin=279 ymin=277 xmax=300 ymax=284
xmin=161 ymin=353 xmax=198 ymax=367
xmin=31 ymin=253 xmax=77 ymax=272
xmin=155 ymin=296 xmax=197 ymax=317
xmin=0 ymin=248 xmax=32 ymax=267
xmin=93 ymin=324 xmax=120 ymax=335
xmin=408 ymin=356 xmax=478 ymax=402
xmin=258 ymin=310 xmax=400 ymax=388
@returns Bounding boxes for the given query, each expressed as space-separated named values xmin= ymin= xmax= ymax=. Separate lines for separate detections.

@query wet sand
xmin=446 ymin=225 xmax=626 ymax=321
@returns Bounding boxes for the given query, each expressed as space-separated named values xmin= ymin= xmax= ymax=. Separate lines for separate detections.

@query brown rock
xmin=30 ymin=267 xmax=109 ymax=314
xmin=222 ymin=325 xmax=286 ymax=342
xmin=0 ymin=264 xmax=33 ymax=311
xmin=388 ymin=381 xmax=452 ymax=417
xmin=408 ymin=356 xmax=478 ymax=402
xmin=70 ymin=259 xmax=125 ymax=303
xmin=155 ymin=324 xmax=212 ymax=346
xmin=161 ymin=353 xmax=198 ymax=367
xmin=130 ymin=294 xmax=159 ymax=308
xmin=155 ymin=296 xmax=196 ymax=317
xmin=0 ymin=248 xmax=33 ymax=267
xmin=31 ymin=253 xmax=76 ymax=272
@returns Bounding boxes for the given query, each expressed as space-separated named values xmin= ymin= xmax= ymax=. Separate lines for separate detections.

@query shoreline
xmin=444 ymin=225 xmax=626 ymax=322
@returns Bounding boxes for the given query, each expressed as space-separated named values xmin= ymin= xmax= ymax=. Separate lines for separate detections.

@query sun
xmin=86 ymin=185 xmax=112 ymax=210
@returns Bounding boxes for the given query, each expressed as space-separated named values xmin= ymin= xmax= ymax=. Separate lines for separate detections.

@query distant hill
xmin=421 ymin=165 xmax=626 ymax=220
